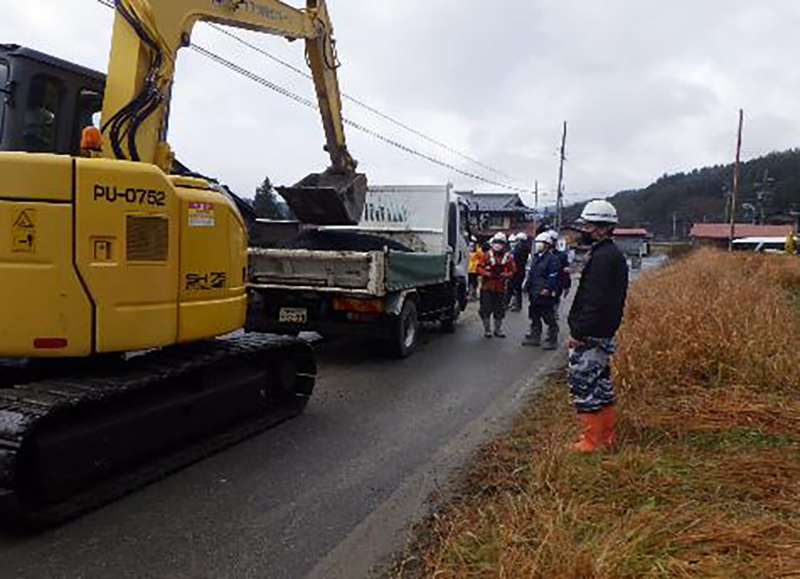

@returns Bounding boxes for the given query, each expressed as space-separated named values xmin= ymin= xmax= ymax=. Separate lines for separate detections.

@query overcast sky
xmin=3 ymin=1 xmax=800 ymax=206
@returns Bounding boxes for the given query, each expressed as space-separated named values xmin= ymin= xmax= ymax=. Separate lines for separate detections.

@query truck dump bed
xmin=249 ymin=248 xmax=449 ymax=296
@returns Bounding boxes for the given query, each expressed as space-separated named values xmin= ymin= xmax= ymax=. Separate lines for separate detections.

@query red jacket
xmin=478 ymin=249 xmax=516 ymax=292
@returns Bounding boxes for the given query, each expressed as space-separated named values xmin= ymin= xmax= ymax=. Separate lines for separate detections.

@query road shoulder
xmin=305 ymin=343 xmax=566 ymax=579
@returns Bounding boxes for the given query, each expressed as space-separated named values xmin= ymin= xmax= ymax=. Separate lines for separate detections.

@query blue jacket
xmin=523 ymin=250 xmax=561 ymax=304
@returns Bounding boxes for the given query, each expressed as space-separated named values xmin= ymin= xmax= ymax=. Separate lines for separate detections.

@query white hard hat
xmin=508 ymin=233 xmax=518 ymax=242
xmin=547 ymin=230 xmax=559 ymax=243
xmin=491 ymin=232 xmax=508 ymax=244
xmin=535 ymin=232 xmax=554 ymax=244
xmin=579 ymin=200 xmax=619 ymax=225
xmin=516 ymin=232 xmax=528 ymax=241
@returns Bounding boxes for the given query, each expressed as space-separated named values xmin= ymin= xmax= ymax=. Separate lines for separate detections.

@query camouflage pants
xmin=567 ymin=338 xmax=616 ymax=413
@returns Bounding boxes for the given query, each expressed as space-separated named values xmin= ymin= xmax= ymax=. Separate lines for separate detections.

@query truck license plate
xmin=279 ymin=307 xmax=308 ymax=324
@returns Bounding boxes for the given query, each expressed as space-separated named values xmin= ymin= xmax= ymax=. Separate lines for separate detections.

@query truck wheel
xmin=441 ymin=282 xmax=464 ymax=334
xmin=388 ymin=298 xmax=419 ymax=358
xmin=440 ymin=298 xmax=459 ymax=334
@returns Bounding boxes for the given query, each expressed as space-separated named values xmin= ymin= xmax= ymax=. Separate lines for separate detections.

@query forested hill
xmin=565 ymin=149 xmax=800 ymax=238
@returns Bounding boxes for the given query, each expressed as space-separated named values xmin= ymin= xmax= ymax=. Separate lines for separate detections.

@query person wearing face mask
xmin=566 ymin=200 xmax=629 ymax=453
xmin=522 ymin=232 xmax=561 ymax=349
xmin=478 ymin=232 xmax=516 ymax=338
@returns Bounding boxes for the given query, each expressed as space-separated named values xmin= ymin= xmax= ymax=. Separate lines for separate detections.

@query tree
xmin=253 ymin=176 xmax=285 ymax=219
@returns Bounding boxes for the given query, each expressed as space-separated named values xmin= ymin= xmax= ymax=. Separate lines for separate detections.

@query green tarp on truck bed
xmin=386 ymin=251 xmax=449 ymax=292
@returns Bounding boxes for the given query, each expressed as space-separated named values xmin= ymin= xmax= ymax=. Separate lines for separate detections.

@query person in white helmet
xmin=522 ymin=232 xmax=561 ymax=348
xmin=478 ymin=232 xmax=516 ymax=338
xmin=566 ymin=200 xmax=628 ymax=453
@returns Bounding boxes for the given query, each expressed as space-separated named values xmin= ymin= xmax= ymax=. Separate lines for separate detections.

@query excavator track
xmin=0 ymin=334 xmax=315 ymax=529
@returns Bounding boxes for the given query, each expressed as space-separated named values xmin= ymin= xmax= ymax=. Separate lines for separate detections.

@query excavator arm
xmin=101 ymin=0 xmax=365 ymax=224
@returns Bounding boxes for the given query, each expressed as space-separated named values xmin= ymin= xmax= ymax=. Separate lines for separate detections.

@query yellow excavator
xmin=0 ymin=0 xmax=366 ymax=527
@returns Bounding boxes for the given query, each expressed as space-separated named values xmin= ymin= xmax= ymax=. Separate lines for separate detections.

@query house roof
xmin=689 ymin=223 xmax=793 ymax=239
xmin=614 ymin=228 xmax=649 ymax=237
xmin=458 ymin=192 xmax=533 ymax=213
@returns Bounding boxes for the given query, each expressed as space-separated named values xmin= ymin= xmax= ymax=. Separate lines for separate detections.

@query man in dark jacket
xmin=522 ymin=232 xmax=561 ymax=349
xmin=546 ymin=229 xmax=572 ymax=318
xmin=508 ymin=233 xmax=531 ymax=312
xmin=566 ymin=200 xmax=628 ymax=453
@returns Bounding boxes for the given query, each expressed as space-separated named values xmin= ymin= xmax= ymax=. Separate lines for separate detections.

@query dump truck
xmin=248 ymin=185 xmax=470 ymax=357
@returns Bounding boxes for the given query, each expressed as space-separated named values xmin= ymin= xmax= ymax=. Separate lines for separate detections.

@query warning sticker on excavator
xmin=11 ymin=209 xmax=36 ymax=253
xmin=188 ymin=202 xmax=215 ymax=227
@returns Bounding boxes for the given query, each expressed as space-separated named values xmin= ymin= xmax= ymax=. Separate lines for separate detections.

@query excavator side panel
xmin=173 ymin=181 xmax=248 ymax=343
xmin=74 ymin=158 xmax=180 ymax=353
xmin=0 ymin=154 xmax=92 ymax=357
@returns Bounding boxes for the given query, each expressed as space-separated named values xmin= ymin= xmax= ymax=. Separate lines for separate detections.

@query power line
xmin=190 ymin=45 xmax=533 ymax=194
xmin=205 ymin=22 xmax=517 ymax=182
xmin=94 ymin=0 xmax=535 ymax=194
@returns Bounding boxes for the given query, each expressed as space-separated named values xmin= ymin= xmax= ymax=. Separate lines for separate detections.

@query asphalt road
xmin=0 ymin=305 xmax=567 ymax=579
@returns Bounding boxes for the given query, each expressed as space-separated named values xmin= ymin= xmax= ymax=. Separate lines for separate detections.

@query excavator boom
xmin=102 ymin=0 xmax=366 ymax=224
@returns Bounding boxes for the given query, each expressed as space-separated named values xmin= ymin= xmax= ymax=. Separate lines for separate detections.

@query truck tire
xmin=440 ymin=297 xmax=459 ymax=334
xmin=441 ymin=281 xmax=465 ymax=334
xmin=387 ymin=298 xmax=420 ymax=358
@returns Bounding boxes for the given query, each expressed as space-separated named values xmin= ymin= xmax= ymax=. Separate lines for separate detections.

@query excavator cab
xmin=0 ymin=44 xmax=105 ymax=156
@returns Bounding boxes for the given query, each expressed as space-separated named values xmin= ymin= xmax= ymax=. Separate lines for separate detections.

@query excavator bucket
xmin=277 ymin=170 xmax=368 ymax=226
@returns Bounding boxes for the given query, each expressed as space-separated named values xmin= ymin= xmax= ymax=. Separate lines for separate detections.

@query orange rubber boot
xmin=568 ymin=412 xmax=604 ymax=453
xmin=599 ymin=405 xmax=617 ymax=448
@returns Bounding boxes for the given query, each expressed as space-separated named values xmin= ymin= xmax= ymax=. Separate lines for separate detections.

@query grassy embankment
xmin=395 ymin=249 xmax=800 ymax=578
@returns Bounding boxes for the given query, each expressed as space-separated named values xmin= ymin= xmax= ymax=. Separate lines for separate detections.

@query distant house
xmin=689 ymin=223 xmax=794 ymax=248
xmin=458 ymin=192 xmax=537 ymax=239
xmin=613 ymin=228 xmax=650 ymax=257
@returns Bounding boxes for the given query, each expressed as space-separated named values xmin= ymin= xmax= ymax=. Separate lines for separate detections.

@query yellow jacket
xmin=468 ymin=247 xmax=483 ymax=274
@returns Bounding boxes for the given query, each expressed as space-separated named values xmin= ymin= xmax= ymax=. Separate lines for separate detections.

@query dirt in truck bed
xmin=276 ymin=229 xmax=414 ymax=253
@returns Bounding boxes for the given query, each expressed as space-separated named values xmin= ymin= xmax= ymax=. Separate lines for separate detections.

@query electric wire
xmin=190 ymin=46 xmax=532 ymax=194
xmin=206 ymin=23 xmax=517 ymax=183
xmin=95 ymin=0 xmax=537 ymax=195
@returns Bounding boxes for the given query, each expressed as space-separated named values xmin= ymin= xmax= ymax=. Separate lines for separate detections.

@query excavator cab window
xmin=0 ymin=60 xmax=8 ymax=142
xmin=0 ymin=45 xmax=106 ymax=155
xmin=24 ymin=74 xmax=64 ymax=153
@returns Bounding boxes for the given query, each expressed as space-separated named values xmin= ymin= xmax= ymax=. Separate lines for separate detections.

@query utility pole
xmin=555 ymin=121 xmax=567 ymax=232
xmin=729 ymin=109 xmax=744 ymax=251
xmin=534 ymin=179 xmax=539 ymax=210
xmin=672 ymin=211 xmax=677 ymax=241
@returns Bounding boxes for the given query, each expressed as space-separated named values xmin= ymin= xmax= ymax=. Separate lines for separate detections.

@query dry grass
xmin=393 ymin=249 xmax=800 ymax=578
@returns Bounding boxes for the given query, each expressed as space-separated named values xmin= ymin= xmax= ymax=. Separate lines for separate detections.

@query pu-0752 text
xmin=94 ymin=185 xmax=166 ymax=207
